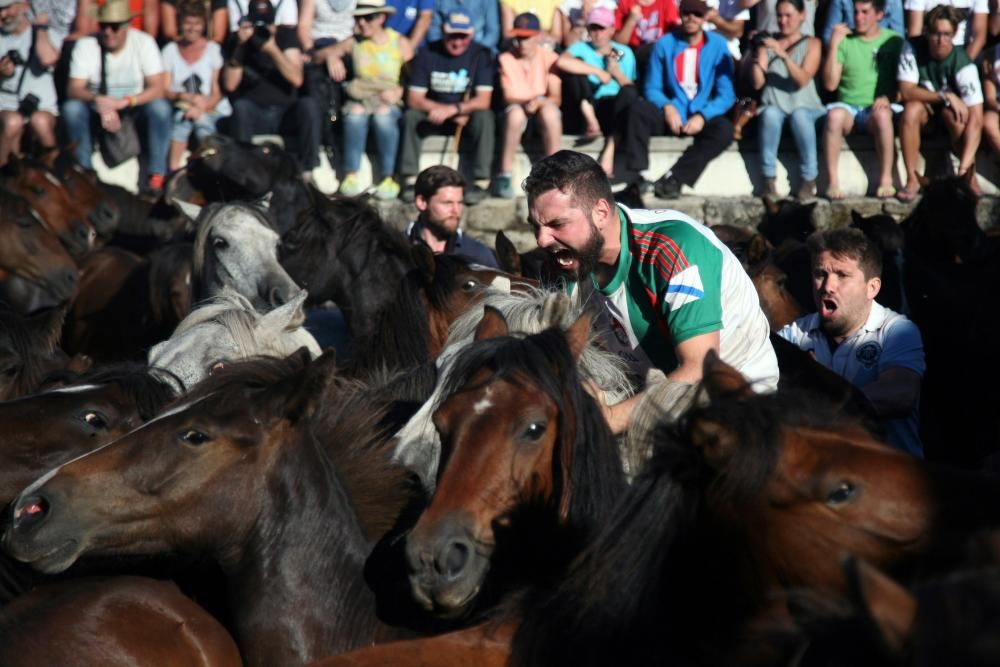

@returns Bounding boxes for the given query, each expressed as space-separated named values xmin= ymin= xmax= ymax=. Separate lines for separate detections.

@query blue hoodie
xmin=643 ymin=29 xmax=735 ymax=124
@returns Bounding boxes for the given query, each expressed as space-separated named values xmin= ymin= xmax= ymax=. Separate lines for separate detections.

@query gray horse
xmin=148 ymin=288 xmax=322 ymax=393
xmin=176 ymin=198 xmax=301 ymax=312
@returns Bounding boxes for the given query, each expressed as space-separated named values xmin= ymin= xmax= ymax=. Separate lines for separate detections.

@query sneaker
xmin=374 ymin=176 xmax=400 ymax=201
xmin=796 ymin=179 xmax=817 ymax=202
xmin=464 ymin=185 xmax=489 ymax=205
xmin=338 ymin=173 xmax=364 ymax=197
xmin=653 ymin=173 xmax=682 ymax=199
xmin=400 ymin=182 xmax=416 ymax=203
xmin=144 ymin=173 xmax=165 ymax=195
xmin=763 ymin=177 xmax=778 ymax=203
xmin=492 ymin=174 xmax=514 ymax=199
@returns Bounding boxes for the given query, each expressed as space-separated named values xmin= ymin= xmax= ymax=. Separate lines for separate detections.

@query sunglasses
xmin=681 ymin=9 xmax=706 ymax=17
xmin=99 ymin=21 xmax=129 ymax=32
xmin=355 ymin=13 xmax=382 ymax=22
xmin=586 ymin=23 xmax=610 ymax=31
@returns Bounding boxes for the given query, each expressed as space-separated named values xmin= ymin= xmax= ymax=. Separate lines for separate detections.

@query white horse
xmin=148 ymin=288 xmax=321 ymax=393
xmin=176 ymin=198 xmax=302 ymax=312
xmin=392 ymin=287 xmax=636 ymax=490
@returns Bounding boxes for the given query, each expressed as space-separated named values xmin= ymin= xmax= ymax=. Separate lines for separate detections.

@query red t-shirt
xmin=674 ymin=35 xmax=703 ymax=99
xmin=615 ymin=0 xmax=680 ymax=47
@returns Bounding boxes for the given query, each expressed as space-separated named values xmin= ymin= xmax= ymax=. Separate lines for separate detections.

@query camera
xmin=17 ymin=93 xmax=39 ymax=118
xmin=5 ymin=50 xmax=23 ymax=66
xmin=749 ymin=31 xmax=773 ymax=51
xmin=243 ymin=0 xmax=275 ymax=47
xmin=609 ymin=48 xmax=624 ymax=62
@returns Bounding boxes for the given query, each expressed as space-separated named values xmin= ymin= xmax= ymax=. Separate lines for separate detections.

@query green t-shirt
xmin=897 ymin=37 xmax=984 ymax=106
xmin=836 ymin=29 xmax=904 ymax=107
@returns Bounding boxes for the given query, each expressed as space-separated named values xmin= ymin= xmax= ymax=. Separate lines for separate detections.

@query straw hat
xmin=91 ymin=0 xmax=138 ymax=24
xmin=352 ymin=0 xmax=396 ymax=17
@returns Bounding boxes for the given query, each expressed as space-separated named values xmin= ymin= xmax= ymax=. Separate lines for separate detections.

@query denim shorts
xmin=826 ymin=101 xmax=903 ymax=131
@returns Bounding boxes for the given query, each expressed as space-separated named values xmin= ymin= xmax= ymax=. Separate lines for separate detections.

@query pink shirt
xmin=499 ymin=48 xmax=560 ymax=104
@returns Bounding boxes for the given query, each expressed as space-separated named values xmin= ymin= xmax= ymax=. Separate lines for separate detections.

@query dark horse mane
xmin=441 ymin=325 xmax=628 ymax=543
xmin=296 ymin=193 xmax=413 ymax=265
xmin=178 ymin=353 xmax=418 ymax=542
xmin=38 ymin=362 xmax=179 ymax=421
xmin=511 ymin=389 xmax=850 ymax=667
xmin=0 ymin=303 xmax=66 ymax=399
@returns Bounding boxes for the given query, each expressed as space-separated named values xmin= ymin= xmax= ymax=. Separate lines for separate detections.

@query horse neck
xmin=224 ymin=442 xmax=390 ymax=665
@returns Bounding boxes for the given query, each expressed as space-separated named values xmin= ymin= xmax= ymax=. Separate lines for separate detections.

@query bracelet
xmin=128 ymin=95 xmax=137 ymax=108
xmin=34 ymin=24 xmax=49 ymax=31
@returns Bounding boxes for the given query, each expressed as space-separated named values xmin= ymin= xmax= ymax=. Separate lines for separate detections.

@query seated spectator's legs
xmin=942 ymin=103 xmax=983 ymax=196
xmin=0 ymin=111 xmax=24 ymax=167
xmin=758 ymin=105 xmax=787 ymax=181
xmin=668 ymin=115 xmax=735 ymax=187
xmin=398 ymin=108 xmax=430 ymax=180
xmin=170 ymin=109 xmax=195 ymax=172
xmin=136 ymin=98 xmax=173 ymax=182
xmin=341 ymin=103 xmax=371 ymax=176
xmin=616 ymin=97 xmax=668 ymax=182
xmin=864 ymin=104 xmax=897 ymax=196
xmin=788 ymin=107 xmax=825 ymax=182
xmin=537 ymin=100 xmax=562 ymax=157
xmin=899 ymin=100 xmax=929 ymax=199
xmin=28 ymin=111 xmax=57 ymax=152
xmin=595 ymin=85 xmax=638 ymax=176
xmin=371 ymin=104 xmax=402 ymax=182
xmin=560 ymin=72 xmax=595 ymax=134
xmin=285 ymin=95 xmax=322 ymax=171
xmin=823 ymin=105 xmax=855 ymax=198
xmin=984 ymin=108 xmax=1000 ymax=157
xmin=228 ymin=97 xmax=273 ymax=143
xmin=458 ymin=110 xmax=495 ymax=180
xmin=499 ymin=104 xmax=528 ymax=175
xmin=61 ymin=99 xmax=94 ymax=169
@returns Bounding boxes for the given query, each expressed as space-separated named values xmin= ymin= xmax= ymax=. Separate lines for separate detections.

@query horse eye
xmin=462 ymin=278 xmax=482 ymax=292
xmin=82 ymin=411 xmax=109 ymax=429
xmin=826 ymin=481 xmax=857 ymax=506
xmin=212 ymin=236 xmax=229 ymax=250
xmin=31 ymin=185 xmax=44 ymax=196
xmin=522 ymin=421 xmax=547 ymax=441
xmin=180 ymin=429 xmax=211 ymax=446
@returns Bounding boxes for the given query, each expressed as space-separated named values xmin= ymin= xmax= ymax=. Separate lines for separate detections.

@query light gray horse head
xmin=148 ymin=288 xmax=322 ymax=393
xmin=178 ymin=198 xmax=301 ymax=312
xmin=392 ymin=287 xmax=636 ymax=490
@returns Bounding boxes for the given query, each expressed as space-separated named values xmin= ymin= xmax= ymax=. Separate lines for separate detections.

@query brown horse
xmin=1 ymin=156 xmax=96 ymax=258
xmin=41 ymin=147 xmax=122 ymax=241
xmin=0 ymin=304 xmax=77 ymax=401
xmin=0 ymin=189 xmax=79 ymax=313
xmin=405 ymin=308 xmax=627 ymax=619
xmin=0 ymin=576 xmax=241 ymax=666
xmin=507 ymin=354 xmax=1000 ymax=666
xmin=3 ymin=352 xmax=421 ymax=666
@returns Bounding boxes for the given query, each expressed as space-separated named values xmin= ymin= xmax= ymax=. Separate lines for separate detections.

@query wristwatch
xmin=939 ymin=90 xmax=951 ymax=107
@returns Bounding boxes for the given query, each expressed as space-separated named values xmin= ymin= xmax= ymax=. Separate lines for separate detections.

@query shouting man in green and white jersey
xmin=524 ymin=150 xmax=778 ymax=434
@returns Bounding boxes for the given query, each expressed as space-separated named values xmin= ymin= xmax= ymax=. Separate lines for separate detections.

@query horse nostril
xmin=64 ymin=270 xmax=79 ymax=288
xmin=12 ymin=495 xmax=50 ymax=533
xmin=269 ymin=286 xmax=289 ymax=307
xmin=441 ymin=540 xmax=470 ymax=579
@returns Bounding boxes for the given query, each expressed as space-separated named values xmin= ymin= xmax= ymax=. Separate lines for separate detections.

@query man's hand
xmin=596 ymin=68 xmax=612 ymax=84
xmin=524 ymin=97 xmax=543 ymax=114
xmin=629 ymin=3 xmax=643 ymax=20
xmin=325 ymin=54 xmax=347 ymax=81
xmin=946 ymin=92 xmax=969 ymax=124
xmin=871 ymin=95 xmax=890 ymax=112
xmin=682 ymin=112 xmax=705 ymax=135
xmin=379 ymin=86 xmax=403 ymax=105
xmin=0 ymin=55 xmax=14 ymax=79
xmin=829 ymin=22 xmax=851 ymax=45
xmin=427 ymin=103 xmax=457 ymax=125
xmin=236 ymin=21 xmax=254 ymax=44
xmin=95 ymin=94 xmax=126 ymax=114
xmin=100 ymin=109 xmax=121 ymax=133
xmin=606 ymin=55 xmax=623 ymax=80
xmin=664 ymin=104 xmax=682 ymax=134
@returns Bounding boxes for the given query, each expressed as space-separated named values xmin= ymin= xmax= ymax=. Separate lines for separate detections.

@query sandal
xmin=825 ymin=188 xmax=845 ymax=201
xmin=875 ymin=186 xmax=896 ymax=199
xmin=896 ymin=187 xmax=920 ymax=202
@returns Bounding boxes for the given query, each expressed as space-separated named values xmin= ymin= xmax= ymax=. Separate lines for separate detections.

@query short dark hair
xmin=414 ymin=165 xmax=465 ymax=201
xmin=177 ymin=0 xmax=208 ymax=27
xmin=924 ymin=4 xmax=962 ymax=33
xmin=854 ymin=0 xmax=886 ymax=14
xmin=806 ymin=228 xmax=882 ymax=279
xmin=521 ymin=150 xmax=615 ymax=215
xmin=775 ymin=0 xmax=806 ymax=12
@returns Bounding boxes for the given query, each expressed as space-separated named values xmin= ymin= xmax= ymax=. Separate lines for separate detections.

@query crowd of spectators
xmin=2 ymin=0 xmax=1000 ymax=201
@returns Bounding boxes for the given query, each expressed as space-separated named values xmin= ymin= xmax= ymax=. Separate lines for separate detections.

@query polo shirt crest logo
xmin=664 ymin=265 xmax=704 ymax=310
xmin=855 ymin=341 xmax=881 ymax=369
xmin=610 ymin=316 xmax=630 ymax=346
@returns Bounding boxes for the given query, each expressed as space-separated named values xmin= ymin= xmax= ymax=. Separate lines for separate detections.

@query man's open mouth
xmin=819 ymin=298 xmax=838 ymax=318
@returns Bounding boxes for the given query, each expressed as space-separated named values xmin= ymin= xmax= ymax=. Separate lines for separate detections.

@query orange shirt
xmin=498 ymin=47 xmax=559 ymax=104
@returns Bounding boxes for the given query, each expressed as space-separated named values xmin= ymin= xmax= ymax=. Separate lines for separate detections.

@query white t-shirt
xmin=902 ymin=0 xmax=988 ymax=46
xmin=70 ymin=30 xmax=164 ymax=99
xmin=227 ymin=0 xmax=299 ymax=31
xmin=897 ymin=40 xmax=983 ymax=105
xmin=705 ymin=0 xmax=750 ymax=59
xmin=0 ymin=24 xmax=57 ymax=114
xmin=778 ymin=302 xmax=926 ymax=456
xmin=557 ymin=0 xmax=617 ymax=29
xmin=161 ymin=41 xmax=232 ymax=115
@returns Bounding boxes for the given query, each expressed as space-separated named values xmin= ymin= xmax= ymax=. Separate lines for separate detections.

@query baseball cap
xmin=510 ymin=12 xmax=541 ymax=37
xmin=680 ymin=0 xmax=710 ymax=15
xmin=586 ymin=6 xmax=615 ymax=28
xmin=444 ymin=12 xmax=475 ymax=34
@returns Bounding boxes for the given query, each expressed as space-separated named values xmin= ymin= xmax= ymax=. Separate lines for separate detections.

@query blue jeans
xmin=341 ymin=102 xmax=401 ymax=178
xmin=171 ymin=108 xmax=225 ymax=142
xmin=61 ymin=97 xmax=172 ymax=177
xmin=758 ymin=105 xmax=826 ymax=181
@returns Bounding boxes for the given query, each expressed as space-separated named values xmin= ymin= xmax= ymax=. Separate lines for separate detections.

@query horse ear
xmin=747 ymin=233 xmax=772 ymax=266
xmin=284 ymin=348 xmax=337 ymax=423
xmin=256 ymin=290 xmax=307 ymax=337
xmin=701 ymin=350 xmax=753 ymax=400
xmin=256 ymin=192 xmax=274 ymax=210
xmin=494 ymin=231 xmax=522 ymax=275
xmin=475 ymin=305 xmax=509 ymax=340
xmin=565 ymin=312 xmax=591 ymax=362
xmin=844 ymin=557 xmax=916 ymax=658
xmin=411 ymin=243 xmax=436 ymax=285
xmin=688 ymin=414 xmax=739 ymax=468
xmin=174 ymin=199 xmax=203 ymax=222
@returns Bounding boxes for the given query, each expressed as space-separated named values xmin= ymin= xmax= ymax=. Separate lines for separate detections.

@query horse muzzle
xmin=405 ymin=516 xmax=493 ymax=619
xmin=3 ymin=491 xmax=85 ymax=574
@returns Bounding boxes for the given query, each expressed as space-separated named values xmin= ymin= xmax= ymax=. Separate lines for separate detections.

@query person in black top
xmin=406 ymin=165 xmax=500 ymax=267
xmin=221 ymin=0 xmax=321 ymax=177
xmin=398 ymin=12 xmax=495 ymax=204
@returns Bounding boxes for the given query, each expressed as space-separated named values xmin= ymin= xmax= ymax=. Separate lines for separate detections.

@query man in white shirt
xmin=778 ymin=227 xmax=925 ymax=456
xmin=61 ymin=0 xmax=170 ymax=195
xmin=905 ymin=0 xmax=987 ymax=58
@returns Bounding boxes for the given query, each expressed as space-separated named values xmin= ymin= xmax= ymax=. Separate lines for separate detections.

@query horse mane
xmin=441 ymin=326 xmax=627 ymax=539
xmin=294 ymin=195 xmax=413 ymax=266
xmin=0 ymin=304 xmax=66 ymax=398
xmin=39 ymin=362 xmax=179 ymax=419
xmin=172 ymin=290 xmax=260 ymax=358
xmin=146 ymin=242 xmax=193 ymax=326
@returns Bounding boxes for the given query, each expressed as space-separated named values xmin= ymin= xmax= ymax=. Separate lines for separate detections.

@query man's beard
xmin=555 ymin=222 xmax=604 ymax=281
xmin=422 ymin=214 xmax=458 ymax=240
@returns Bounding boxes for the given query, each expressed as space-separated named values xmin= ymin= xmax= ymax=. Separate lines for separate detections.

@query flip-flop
xmin=875 ymin=186 xmax=896 ymax=199
xmin=896 ymin=188 xmax=919 ymax=202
